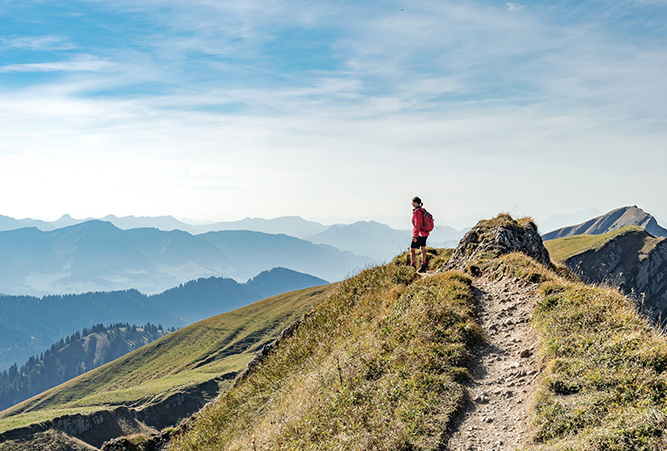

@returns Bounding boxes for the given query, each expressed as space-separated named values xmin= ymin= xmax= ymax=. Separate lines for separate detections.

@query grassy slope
xmin=481 ymin=253 xmax=667 ymax=451
xmin=543 ymin=225 xmax=645 ymax=262
xmin=170 ymin=216 xmax=667 ymax=451
xmin=170 ymin=262 xmax=481 ymax=451
xmin=0 ymin=285 xmax=332 ymax=434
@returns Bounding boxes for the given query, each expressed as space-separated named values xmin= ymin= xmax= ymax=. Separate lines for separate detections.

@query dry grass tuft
xmin=392 ymin=247 xmax=454 ymax=271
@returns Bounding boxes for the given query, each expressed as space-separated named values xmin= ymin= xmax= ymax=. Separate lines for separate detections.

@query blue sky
xmin=0 ymin=0 xmax=665 ymax=230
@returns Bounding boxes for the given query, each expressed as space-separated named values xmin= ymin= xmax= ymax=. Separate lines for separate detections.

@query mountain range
xmin=0 ymin=214 xmax=468 ymax=263
xmin=0 ymin=220 xmax=363 ymax=296
xmin=0 ymin=285 xmax=333 ymax=449
xmin=545 ymin=225 xmax=667 ymax=327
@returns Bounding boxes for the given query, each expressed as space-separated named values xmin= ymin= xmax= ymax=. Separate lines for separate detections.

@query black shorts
xmin=411 ymin=236 xmax=427 ymax=249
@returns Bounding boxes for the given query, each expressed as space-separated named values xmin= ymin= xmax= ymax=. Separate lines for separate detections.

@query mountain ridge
xmin=542 ymin=205 xmax=667 ymax=241
xmin=545 ymin=225 xmax=667 ymax=327
xmin=0 ymin=220 xmax=359 ymax=296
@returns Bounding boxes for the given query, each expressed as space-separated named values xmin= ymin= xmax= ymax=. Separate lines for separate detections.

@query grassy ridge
xmin=543 ymin=225 xmax=644 ymax=262
xmin=0 ymin=285 xmax=331 ymax=434
xmin=485 ymin=253 xmax=667 ymax=450
xmin=170 ymin=263 xmax=481 ymax=451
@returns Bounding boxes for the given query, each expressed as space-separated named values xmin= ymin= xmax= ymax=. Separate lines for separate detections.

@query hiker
xmin=411 ymin=196 xmax=431 ymax=273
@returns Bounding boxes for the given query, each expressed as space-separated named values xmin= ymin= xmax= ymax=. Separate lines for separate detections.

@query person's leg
xmin=410 ymin=246 xmax=417 ymax=266
xmin=420 ymin=246 xmax=427 ymax=266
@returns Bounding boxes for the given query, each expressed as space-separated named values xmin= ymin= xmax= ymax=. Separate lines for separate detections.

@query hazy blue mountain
xmin=0 ymin=221 xmax=358 ymax=295
xmin=199 ymin=230 xmax=374 ymax=282
xmin=306 ymin=220 xmax=467 ymax=261
xmin=0 ymin=221 xmax=231 ymax=295
xmin=306 ymin=221 xmax=411 ymax=261
xmin=193 ymin=216 xmax=329 ymax=238
xmin=0 ymin=214 xmax=329 ymax=236
xmin=0 ymin=323 xmax=170 ymax=411
xmin=0 ymin=289 xmax=176 ymax=372
xmin=101 ymin=214 xmax=197 ymax=233
xmin=0 ymin=214 xmax=197 ymax=233
xmin=245 ymin=267 xmax=328 ymax=299
xmin=542 ymin=206 xmax=667 ymax=241
xmin=154 ymin=268 xmax=327 ymax=323
xmin=0 ymin=267 xmax=328 ymax=372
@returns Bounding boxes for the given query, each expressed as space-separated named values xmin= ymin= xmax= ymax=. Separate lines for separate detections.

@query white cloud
xmin=0 ymin=56 xmax=115 ymax=73
xmin=0 ymin=0 xmax=666 ymax=225
xmin=0 ymin=36 xmax=76 ymax=51
xmin=506 ymin=3 xmax=524 ymax=11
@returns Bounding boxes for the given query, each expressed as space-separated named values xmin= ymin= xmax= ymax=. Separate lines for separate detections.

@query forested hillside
xmin=0 ymin=323 xmax=170 ymax=411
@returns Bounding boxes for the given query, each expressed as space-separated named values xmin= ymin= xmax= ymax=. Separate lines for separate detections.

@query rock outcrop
xmin=440 ymin=214 xmax=552 ymax=272
xmin=543 ymin=206 xmax=667 ymax=241
xmin=561 ymin=227 xmax=667 ymax=326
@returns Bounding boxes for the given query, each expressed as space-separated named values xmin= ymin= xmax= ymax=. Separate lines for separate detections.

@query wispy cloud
xmin=0 ymin=36 xmax=76 ymax=51
xmin=0 ymin=0 xmax=665 ymax=224
xmin=0 ymin=56 xmax=115 ymax=73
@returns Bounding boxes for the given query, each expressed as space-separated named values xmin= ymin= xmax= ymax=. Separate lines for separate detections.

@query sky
xmin=0 ymin=0 xmax=665 ymax=231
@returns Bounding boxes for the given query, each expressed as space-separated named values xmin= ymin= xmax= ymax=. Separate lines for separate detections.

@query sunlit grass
xmin=0 ymin=285 xmax=332 ymax=435
xmin=170 ymin=263 xmax=480 ymax=451
xmin=486 ymin=253 xmax=667 ymax=451
xmin=543 ymin=225 xmax=644 ymax=262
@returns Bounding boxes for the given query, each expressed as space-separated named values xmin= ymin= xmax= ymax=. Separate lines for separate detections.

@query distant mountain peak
xmin=542 ymin=206 xmax=667 ymax=241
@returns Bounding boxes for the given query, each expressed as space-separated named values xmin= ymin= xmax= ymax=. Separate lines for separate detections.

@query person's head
xmin=412 ymin=196 xmax=422 ymax=207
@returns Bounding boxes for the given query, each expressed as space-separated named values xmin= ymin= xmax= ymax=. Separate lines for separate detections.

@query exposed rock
xmin=440 ymin=214 xmax=552 ymax=272
xmin=102 ymin=429 xmax=173 ymax=451
xmin=562 ymin=227 xmax=667 ymax=327
xmin=0 ymin=375 xmax=232 ymax=450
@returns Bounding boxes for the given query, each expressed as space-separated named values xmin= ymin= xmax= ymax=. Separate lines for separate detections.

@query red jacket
xmin=412 ymin=207 xmax=430 ymax=238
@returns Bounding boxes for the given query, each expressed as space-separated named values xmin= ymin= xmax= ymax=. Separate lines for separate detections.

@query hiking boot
xmin=418 ymin=263 xmax=427 ymax=273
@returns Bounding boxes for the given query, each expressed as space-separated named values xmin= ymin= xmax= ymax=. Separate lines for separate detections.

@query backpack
xmin=419 ymin=207 xmax=434 ymax=232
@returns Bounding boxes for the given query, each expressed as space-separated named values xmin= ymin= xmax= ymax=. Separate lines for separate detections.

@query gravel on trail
xmin=445 ymin=276 xmax=542 ymax=451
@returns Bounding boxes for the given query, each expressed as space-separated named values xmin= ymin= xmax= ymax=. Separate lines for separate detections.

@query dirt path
xmin=445 ymin=276 xmax=542 ymax=451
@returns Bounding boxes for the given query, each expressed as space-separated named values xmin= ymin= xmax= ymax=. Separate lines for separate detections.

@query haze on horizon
xmin=0 ymin=0 xmax=665 ymax=230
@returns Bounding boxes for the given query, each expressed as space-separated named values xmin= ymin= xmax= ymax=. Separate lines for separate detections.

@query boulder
xmin=441 ymin=214 xmax=552 ymax=272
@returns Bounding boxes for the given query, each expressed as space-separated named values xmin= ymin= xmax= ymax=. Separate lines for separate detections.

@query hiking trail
xmin=444 ymin=275 xmax=541 ymax=450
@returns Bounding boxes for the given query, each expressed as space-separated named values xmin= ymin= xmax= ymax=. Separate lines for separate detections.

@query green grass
xmin=484 ymin=252 xmax=667 ymax=451
xmin=0 ymin=285 xmax=332 ymax=434
xmin=544 ymin=225 xmax=645 ymax=262
xmin=169 ymin=263 xmax=481 ymax=451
